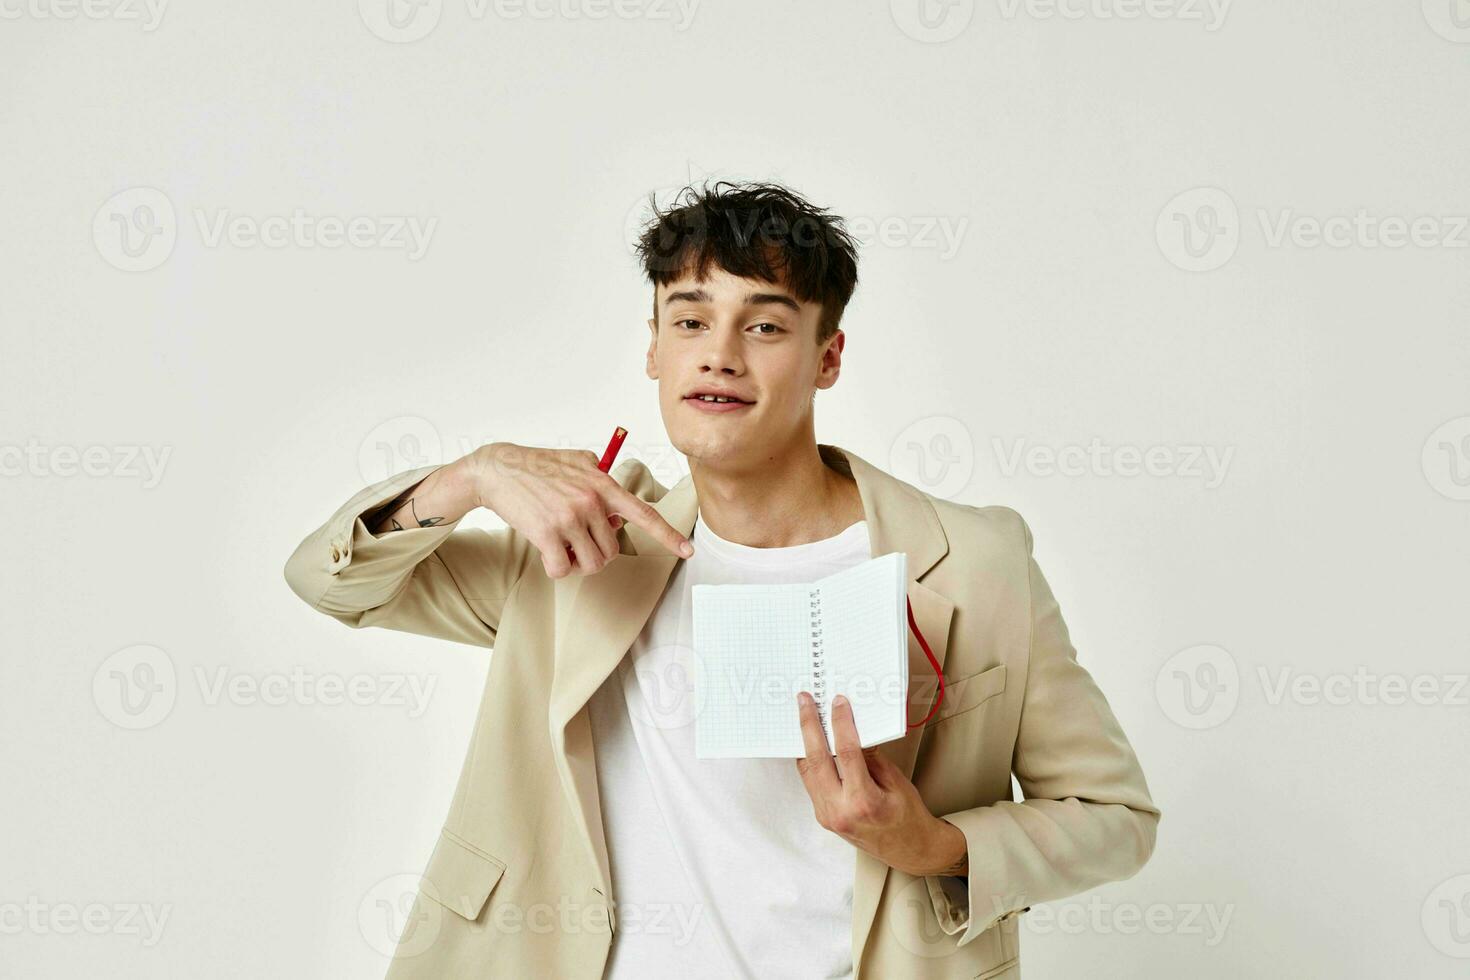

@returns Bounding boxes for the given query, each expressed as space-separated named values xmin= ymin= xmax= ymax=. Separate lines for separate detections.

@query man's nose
xmin=700 ymin=325 xmax=745 ymax=374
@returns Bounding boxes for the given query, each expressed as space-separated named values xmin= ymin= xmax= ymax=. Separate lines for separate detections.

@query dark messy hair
xmin=633 ymin=180 xmax=860 ymax=346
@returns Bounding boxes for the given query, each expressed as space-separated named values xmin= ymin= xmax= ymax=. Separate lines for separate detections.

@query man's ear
xmin=645 ymin=317 xmax=659 ymax=380
xmin=814 ymin=328 xmax=844 ymax=391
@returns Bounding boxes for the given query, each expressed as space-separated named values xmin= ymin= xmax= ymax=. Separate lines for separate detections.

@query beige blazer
xmin=284 ymin=443 xmax=1160 ymax=979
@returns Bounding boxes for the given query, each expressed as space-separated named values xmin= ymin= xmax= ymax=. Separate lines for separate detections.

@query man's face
xmin=645 ymin=264 xmax=842 ymax=467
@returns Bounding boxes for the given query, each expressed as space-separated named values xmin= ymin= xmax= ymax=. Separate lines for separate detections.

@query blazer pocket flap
xmin=421 ymin=830 xmax=507 ymax=920
xmin=932 ymin=663 xmax=1007 ymax=723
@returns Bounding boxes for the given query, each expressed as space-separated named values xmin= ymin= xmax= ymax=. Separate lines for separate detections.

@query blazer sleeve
xmin=282 ymin=463 xmax=537 ymax=649
xmin=922 ymin=512 xmax=1162 ymax=945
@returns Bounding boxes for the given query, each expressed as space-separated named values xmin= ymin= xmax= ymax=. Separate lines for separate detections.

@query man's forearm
xmin=926 ymin=816 xmax=970 ymax=876
xmin=366 ymin=457 xmax=479 ymax=534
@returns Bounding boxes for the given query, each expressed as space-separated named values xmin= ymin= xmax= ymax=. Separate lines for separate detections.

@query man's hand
xmin=794 ymin=691 xmax=969 ymax=877
xmin=466 ymin=442 xmax=694 ymax=577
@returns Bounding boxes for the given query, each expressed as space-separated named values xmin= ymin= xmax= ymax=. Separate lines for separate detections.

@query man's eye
xmin=677 ymin=319 xmax=702 ymax=330
xmin=751 ymin=323 xmax=781 ymax=335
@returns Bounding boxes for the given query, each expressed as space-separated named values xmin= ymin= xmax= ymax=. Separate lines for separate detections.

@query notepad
xmin=691 ymin=551 xmax=910 ymax=759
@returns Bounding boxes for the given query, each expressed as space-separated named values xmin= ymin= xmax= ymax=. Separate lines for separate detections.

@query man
xmin=284 ymin=180 xmax=1160 ymax=979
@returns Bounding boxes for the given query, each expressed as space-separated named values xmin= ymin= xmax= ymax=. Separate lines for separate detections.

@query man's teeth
xmin=695 ymin=395 xmax=742 ymax=403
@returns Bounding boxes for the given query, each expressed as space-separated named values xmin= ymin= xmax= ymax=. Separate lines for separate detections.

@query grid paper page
xmin=812 ymin=551 xmax=909 ymax=752
xmin=692 ymin=583 xmax=811 ymax=758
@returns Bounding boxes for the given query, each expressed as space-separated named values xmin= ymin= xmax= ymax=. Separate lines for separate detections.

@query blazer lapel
xmin=546 ymin=474 xmax=699 ymax=906
xmin=542 ymin=443 xmax=955 ymax=966
xmin=828 ymin=445 xmax=956 ymax=974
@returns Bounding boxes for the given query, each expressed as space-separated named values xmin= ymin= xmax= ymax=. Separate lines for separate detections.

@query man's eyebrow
xmin=663 ymin=288 xmax=802 ymax=314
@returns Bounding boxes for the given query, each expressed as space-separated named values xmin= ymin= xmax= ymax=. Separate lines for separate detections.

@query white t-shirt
xmin=588 ymin=513 xmax=872 ymax=980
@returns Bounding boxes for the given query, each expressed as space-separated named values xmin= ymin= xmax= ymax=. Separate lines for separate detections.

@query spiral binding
xmin=809 ymin=590 xmax=829 ymax=738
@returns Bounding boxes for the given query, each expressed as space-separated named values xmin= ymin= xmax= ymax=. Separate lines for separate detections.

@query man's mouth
xmin=683 ymin=391 xmax=756 ymax=413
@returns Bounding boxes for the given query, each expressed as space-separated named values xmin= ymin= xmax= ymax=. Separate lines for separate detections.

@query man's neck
xmin=687 ymin=442 xmax=864 ymax=548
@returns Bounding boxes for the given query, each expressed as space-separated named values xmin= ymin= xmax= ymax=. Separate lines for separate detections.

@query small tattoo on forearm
xmin=373 ymin=494 xmax=445 ymax=533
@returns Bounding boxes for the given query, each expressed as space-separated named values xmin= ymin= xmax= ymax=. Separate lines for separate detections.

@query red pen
xmin=566 ymin=426 xmax=629 ymax=565
xmin=596 ymin=426 xmax=628 ymax=473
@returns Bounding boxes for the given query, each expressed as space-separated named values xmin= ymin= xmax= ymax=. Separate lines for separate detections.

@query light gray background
xmin=3 ymin=1 xmax=1469 ymax=977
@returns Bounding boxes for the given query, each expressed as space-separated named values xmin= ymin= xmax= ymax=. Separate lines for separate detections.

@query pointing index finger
xmin=603 ymin=482 xmax=693 ymax=558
